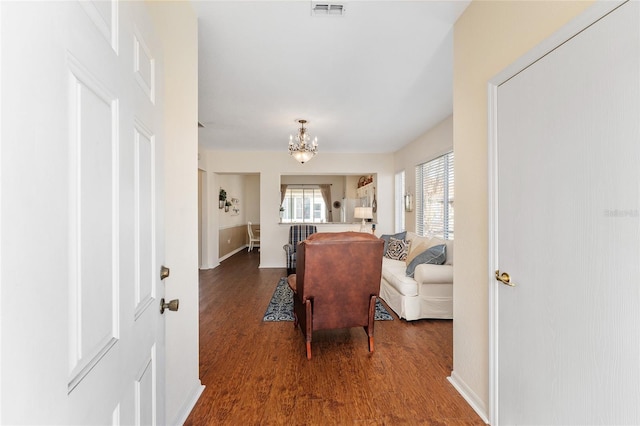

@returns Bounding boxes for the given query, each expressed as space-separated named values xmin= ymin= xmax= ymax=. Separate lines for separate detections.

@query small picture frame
xmin=231 ymin=198 xmax=240 ymax=216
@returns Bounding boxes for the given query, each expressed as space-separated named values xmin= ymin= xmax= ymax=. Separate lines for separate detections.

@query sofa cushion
xmin=380 ymin=231 xmax=407 ymax=254
xmin=414 ymin=263 xmax=453 ymax=284
xmin=405 ymin=244 xmax=446 ymax=278
xmin=406 ymin=236 xmax=445 ymax=264
xmin=407 ymin=234 xmax=430 ymax=251
xmin=385 ymin=237 xmax=409 ymax=260
xmin=405 ymin=231 xmax=417 ymax=241
xmin=381 ymin=257 xmax=419 ymax=297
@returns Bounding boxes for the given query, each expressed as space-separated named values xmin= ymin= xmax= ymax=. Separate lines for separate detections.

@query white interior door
xmin=491 ymin=2 xmax=640 ymax=424
xmin=1 ymin=2 xmax=165 ymax=424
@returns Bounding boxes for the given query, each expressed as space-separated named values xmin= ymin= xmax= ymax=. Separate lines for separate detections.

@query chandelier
xmin=288 ymin=119 xmax=318 ymax=164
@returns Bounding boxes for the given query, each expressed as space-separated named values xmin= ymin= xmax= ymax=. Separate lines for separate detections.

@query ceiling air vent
xmin=311 ymin=2 xmax=346 ymax=16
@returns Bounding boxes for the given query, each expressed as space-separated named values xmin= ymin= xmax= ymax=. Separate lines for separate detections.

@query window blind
xmin=416 ymin=152 xmax=454 ymax=239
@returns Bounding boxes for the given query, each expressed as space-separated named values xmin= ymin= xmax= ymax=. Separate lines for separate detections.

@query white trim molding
xmin=218 ymin=246 xmax=250 ymax=263
xmin=448 ymin=372 xmax=489 ymax=424
xmin=169 ymin=381 xmax=205 ymax=426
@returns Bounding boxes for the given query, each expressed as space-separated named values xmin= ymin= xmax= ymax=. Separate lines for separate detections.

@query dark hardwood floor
xmin=185 ymin=250 xmax=483 ymax=425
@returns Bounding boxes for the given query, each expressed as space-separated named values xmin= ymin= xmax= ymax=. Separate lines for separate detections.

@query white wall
xmin=147 ymin=1 xmax=203 ymax=424
xmin=451 ymin=1 xmax=594 ymax=419
xmin=393 ymin=115 xmax=453 ymax=233
xmin=201 ymin=150 xmax=395 ymax=268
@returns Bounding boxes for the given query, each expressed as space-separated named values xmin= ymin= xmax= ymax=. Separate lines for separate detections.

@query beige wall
xmin=244 ymin=174 xmax=261 ymax=224
xmin=215 ymin=174 xmax=261 ymax=258
xmin=452 ymin=0 xmax=594 ymax=418
xmin=218 ymin=174 xmax=247 ymax=228
xmin=147 ymin=1 xmax=203 ymax=424
xmin=219 ymin=225 xmax=251 ymax=258
xmin=394 ymin=114 xmax=453 ymax=233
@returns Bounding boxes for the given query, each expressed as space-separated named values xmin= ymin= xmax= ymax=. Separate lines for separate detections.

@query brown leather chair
xmin=289 ymin=231 xmax=384 ymax=359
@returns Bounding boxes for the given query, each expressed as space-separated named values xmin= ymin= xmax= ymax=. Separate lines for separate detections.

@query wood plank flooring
xmin=185 ymin=250 xmax=484 ymax=425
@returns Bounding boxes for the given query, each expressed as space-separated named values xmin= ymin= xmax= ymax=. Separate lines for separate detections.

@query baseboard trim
xmin=218 ymin=246 xmax=247 ymax=262
xmin=170 ymin=380 xmax=205 ymax=426
xmin=258 ymin=263 xmax=287 ymax=269
xmin=199 ymin=261 xmax=219 ymax=270
xmin=448 ymin=371 xmax=490 ymax=424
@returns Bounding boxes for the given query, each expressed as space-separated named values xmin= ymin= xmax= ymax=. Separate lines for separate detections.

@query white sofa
xmin=379 ymin=233 xmax=453 ymax=321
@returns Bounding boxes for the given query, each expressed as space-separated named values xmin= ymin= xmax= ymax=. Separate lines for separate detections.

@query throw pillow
xmin=385 ymin=237 xmax=409 ymax=261
xmin=380 ymin=231 xmax=407 ymax=255
xmin=405 ymin=244 xmax=446 ymax=278
xmin=406 ymin=236 xmax=446 ymax=265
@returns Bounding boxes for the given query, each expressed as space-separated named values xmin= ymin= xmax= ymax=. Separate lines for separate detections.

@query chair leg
xmin=305 ymin=300 xmax=313 ymax=360
xmin=365 ymin=295 xmax=376 ymax=353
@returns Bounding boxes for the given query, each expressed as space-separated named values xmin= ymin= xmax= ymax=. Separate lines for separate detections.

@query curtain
xmin=319 ymin=184 xmax=333 ymax=222
xmin=280 ymin=184 xmax=288 ymax=206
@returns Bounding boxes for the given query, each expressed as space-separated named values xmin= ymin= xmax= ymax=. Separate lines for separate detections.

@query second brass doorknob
xmin=160 ymin=298 xmax=179 ymax=314
xmin=495 ymin=270 xmax=515 ymax=287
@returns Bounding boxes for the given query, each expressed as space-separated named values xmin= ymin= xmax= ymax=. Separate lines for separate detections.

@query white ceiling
xmin=194 ymin=1 xmax=469 ymax=154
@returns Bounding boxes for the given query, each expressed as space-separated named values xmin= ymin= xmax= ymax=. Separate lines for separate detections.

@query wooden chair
xmin=290 ymin=232 xmax=384 ymax=359
xmin=247 ymin=221 xmax=260 ymax=252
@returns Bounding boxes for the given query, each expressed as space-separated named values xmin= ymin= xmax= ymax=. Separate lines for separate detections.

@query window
xmin=281 ymin=186 xmax=327 ymax=223
xmin=395 ymin=171 xmax=405 ymax=233
xmin=416 ymin=152 xmax=454 ymax=239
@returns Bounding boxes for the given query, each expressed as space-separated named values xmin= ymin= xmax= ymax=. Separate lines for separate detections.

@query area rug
xmin=263 ymin=277 xmax=393 ymax=322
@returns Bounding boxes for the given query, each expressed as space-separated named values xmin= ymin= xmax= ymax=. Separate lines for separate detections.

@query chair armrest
xmin=283 ymin=243 xmax=294 ymax=254
xmin=414 ymin=264 xmax=453 ymax=285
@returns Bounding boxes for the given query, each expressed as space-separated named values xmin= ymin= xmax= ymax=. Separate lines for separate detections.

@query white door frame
xmin=486 ymin=1 xmax=625 ymax=424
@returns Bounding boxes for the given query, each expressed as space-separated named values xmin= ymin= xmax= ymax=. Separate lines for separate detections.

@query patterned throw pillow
xmin=380 ymin=231 xmax=407 ymax=254
xmin=385 ymin=237 xmax=409 ymax=261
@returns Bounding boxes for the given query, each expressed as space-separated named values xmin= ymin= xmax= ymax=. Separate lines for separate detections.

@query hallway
xmin=185 ymin=250 xmax=482 ymax=425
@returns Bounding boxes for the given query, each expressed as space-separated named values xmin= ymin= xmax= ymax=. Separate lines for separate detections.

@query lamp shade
xmin=291 ymin=150 xmax=315 ymax=164
xmin=354 ymin=207 xmax=373 ymax=219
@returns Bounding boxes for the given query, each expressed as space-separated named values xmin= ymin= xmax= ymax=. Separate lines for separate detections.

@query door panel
xmin=67 ymin=54 xmax=119 ymax=392
xmin=495 ymin=2 xmax=640 ymax=424
xmin=134 ymin=121 xmax=157 ymax=319
xmin=1 ymin=1 xmax=164 ymax=424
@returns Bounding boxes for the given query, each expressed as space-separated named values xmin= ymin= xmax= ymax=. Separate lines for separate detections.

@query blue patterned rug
xmin=263 ymin=277 xmax=393 ymax=322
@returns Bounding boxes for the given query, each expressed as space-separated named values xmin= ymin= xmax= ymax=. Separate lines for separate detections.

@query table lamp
xmin=354 ymin=206 xmax=373 ymax=232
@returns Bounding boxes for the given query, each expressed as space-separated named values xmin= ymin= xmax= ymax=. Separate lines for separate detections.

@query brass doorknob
xmin=160 ymin=298 xmax=179 ymax=314
xmin=495 ymin=270 xmax=515 ymax=287
xmin=160 ymin=265 xmax=170 ymax=280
